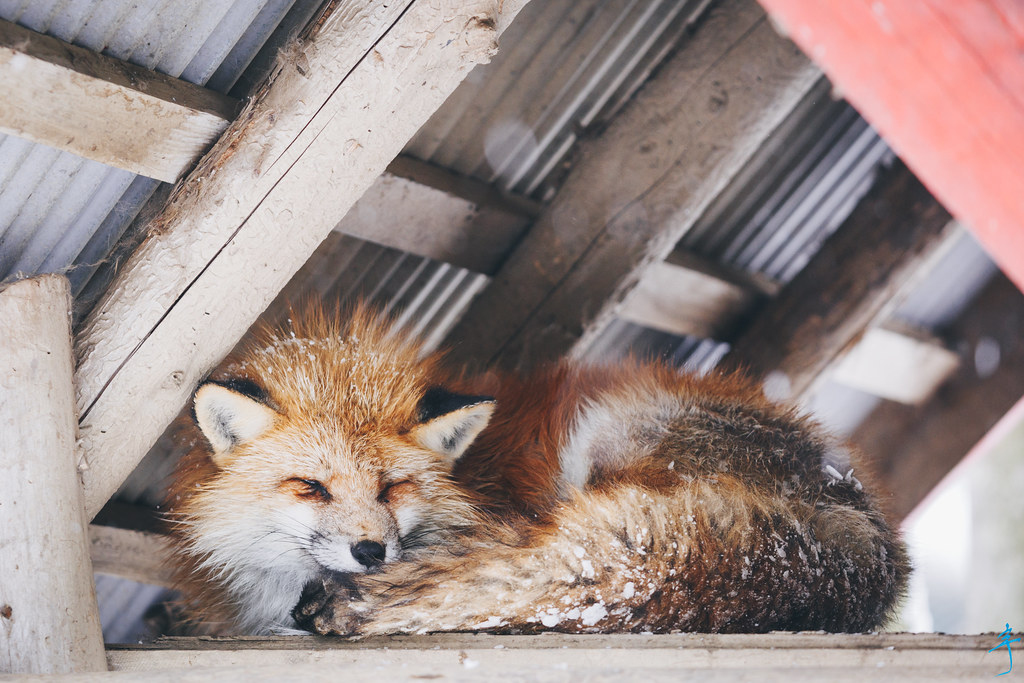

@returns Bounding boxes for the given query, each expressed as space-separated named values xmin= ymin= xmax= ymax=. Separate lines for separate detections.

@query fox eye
xmin=378 ymin=480 xmax=414 ymax=504
xmin=285 ymin=477 xmax=332 ymax=502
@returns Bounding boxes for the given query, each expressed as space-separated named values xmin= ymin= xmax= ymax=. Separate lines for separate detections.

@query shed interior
xmin=0 ymin=0 xmax=1021 ymax=678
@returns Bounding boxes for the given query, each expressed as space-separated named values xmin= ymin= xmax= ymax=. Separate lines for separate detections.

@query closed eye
xmin=283 ymin=477 xmax=332 ymax=502
xmin=378 ymin=479 xmax=415 ymax=504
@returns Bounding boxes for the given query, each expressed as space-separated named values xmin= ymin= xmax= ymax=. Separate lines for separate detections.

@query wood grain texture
xmin=89 ymin=526 xmax=174 ymax=588
xmin=444 ymin=0 xmax=820 ymax=372
xmin=756 ymin=0 xmax=1024 ymax=293
xmin=73 ymin=0 xmax=531 ymax=519
xmin=0 ymin=275 xmax=106 ymax=674
xmin=0 ymin=19 xmax=237 ymax=183
xmin=721 ymin=162 xmax=953 ymax=398
xmin=854 ymin=274 xmax=1024 ymax=521
xmin=101 ymin=632 xmax=1013 ymax=680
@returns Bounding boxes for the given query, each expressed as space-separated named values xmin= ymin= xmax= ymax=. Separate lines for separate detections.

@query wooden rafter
xmin=854 ymin=273 xmax=1024 ymax=522
xmin=74 ymin=0 xmax=532 ymax=519
xmin=755 ymin=0 xmax=1024 ymax=293
xmin=444 ymin=0 xmax=821 ymax=371
xmin=720 ymin=161 xmax=955 ymax=400
xmin=0 ymin=19 xmax=237 ymax=183
xmin=617 ymin=251 xmax=775 ymax=340
xmin=333 ymin=162 xmax=533 ymax=276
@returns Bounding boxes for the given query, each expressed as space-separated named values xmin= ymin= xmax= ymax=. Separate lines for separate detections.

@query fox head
xmin=169 ymin=307 xmax=492 ymax=631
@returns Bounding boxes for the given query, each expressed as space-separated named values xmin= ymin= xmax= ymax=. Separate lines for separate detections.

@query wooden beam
xmin=829 ymin=325 xmax=960 ymax=405
xmin=333 ymin=168 xmax=531 ymax=275
xmin=101 ymin=632 xmax=1010 ymax=679
xmin=89 ymin=526 xmax=174 ymax=588
xmin=387 ymin=155 xmax=542 ymax=220
xmin=0 ymin=19 xmax=238 ymax=183
xmin=74 ymin=0 xmax=532 ymax=520
xmin=0 ymin=275 xmax=105 ymax=674
xmin=853 ymin=273 xmax=1024 ymax=522
xmin=720 ymin=162 xmax=954 ymax=399
xmin=617 ymin=252 xmax=768 ymax=340
xmin=755 ymin=0 xmax=1024 ymax=293
xmin=444 ymin=0 xmax=821 ymax=371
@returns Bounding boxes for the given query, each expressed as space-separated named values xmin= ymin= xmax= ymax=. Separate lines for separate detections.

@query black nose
xmin=351 ymin=540 xmax=386 ymax=568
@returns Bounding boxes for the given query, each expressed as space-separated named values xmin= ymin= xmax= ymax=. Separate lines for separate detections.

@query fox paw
xmin=292 ymin=572 xmax=367 ymax=636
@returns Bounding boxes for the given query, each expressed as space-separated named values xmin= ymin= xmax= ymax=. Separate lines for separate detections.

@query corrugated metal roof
xmin=0 ymin=0 xmax=306 ymax=288
xmin=406 ymin=0 xmax=711 ymax=200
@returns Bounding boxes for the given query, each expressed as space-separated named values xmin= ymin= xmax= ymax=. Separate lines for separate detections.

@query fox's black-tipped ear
xmin=193 ymin=380 xmax=279 ymax=467
xmin=409 ymin=387 xmax=495 ymax=464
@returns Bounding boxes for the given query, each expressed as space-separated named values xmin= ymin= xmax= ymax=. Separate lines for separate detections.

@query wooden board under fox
xmin=166 ymin=305 xmax=909 ymax=635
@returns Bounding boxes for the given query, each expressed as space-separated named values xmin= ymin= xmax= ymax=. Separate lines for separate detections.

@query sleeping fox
xmin=167 ymin=305 xmax=909 ymax=635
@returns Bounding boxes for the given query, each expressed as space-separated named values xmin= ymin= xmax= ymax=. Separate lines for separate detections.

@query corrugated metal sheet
xmin=680 ymin=83 xmax=895 ymax=284
xmin=406 ymin=0 xmax=711 ymax=200
xmin=0 ymin=0 xmax=304 ymax=288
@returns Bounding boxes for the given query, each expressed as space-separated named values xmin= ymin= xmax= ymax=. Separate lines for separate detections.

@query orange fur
xmin=168 ymin=304 xmax=909 ymax=635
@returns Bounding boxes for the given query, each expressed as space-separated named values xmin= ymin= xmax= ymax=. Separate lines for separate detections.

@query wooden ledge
xmin=97 ymin=632 xmax=1014 ymax=680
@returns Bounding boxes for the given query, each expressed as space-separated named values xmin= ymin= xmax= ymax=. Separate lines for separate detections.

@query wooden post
xmin=0 ymin=275 xmax=106 ymax=674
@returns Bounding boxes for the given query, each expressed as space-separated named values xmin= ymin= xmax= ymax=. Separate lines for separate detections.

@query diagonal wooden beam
xmin=720 ymin=161 xmax=955 ymax=400
xmin=853 ymin=273 xmax=1024 ymax=522
xmin=444 ymin=0 xmax=821 ymax=371
xmin=74 ymin=0 xmax=532 ymax=519
xmin=755 ymin=0 xmax=1024 ymax=293
xmin=0 ymin=19 xmax=238 ymax=183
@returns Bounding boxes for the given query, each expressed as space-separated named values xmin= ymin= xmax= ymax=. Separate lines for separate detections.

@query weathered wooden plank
xmin=720 ymin=162 xmax=954 ymax=399
xmin=617 ymin=253 xmax=765 ymax=340
xmin=333 ymin=166 xmax=531 ymax=275
xmin=444 ymin=0 xmax=821 ymax=371
xmin=97 ymin=632 xmax=1012 ymax=680
xmin=829 ymin=325 xmax=960 ymax=405
xmin=756 ymin=0 xmax=1024 ymax=293
xmin=89 ymin=526 xmax=174 ymax=588
xmin=854 ymin=274 xmax=1024 ymax=521
xmin=0 ymin=19 xmax=238 ymax=183
xmin=74 ymin=0 xmax=532 ymax=520
xmin=0 ymin=275 xmax=105 ymax=674
xmin=387 ymin=155 xmax=542 ymax=219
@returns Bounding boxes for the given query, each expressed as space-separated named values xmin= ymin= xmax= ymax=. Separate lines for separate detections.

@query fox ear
xmin=193 ymin=380 xmax=279 ymax=467
xmin=409 ymin=387 xmax=495 ymax=464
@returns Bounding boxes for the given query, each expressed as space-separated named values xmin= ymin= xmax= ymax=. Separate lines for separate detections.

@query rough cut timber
xmin=721 ymin=161 xmax=954 ymax=400
xmin=74 ymin=0 xmax=531 ymax=520
xmin=334 ymin=163 xmax=532 ymax=275
xmin=444 ymin=0 xmax=821 ymax=371
xmin=102 ymin=632 xmax=1014 ymax=680
xmin=0 ymin=19 xmax=238 ymax=183
xmin=829 ymin=325 xmax=960 ymax=405
xmin=854 ymin=273 xmax=1024 ymax=522
xmin=89 ymin=526 xmax=174 ymax=588
xmin=0 ymin=275 xmax=105 ymax=674
xmin=756 ymin=0 xmax=1024 ymax=293
xmin=617 ymin=251 xmax=772 ymax=340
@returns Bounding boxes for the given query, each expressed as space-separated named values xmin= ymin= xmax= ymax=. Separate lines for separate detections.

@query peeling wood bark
xmin=720 ymin=161 xmax=954 ymax=399
xmin=74 ymin=0 xmax=531 ymax=519
xmin=444 ymin=0 xmax=821 ymax=371
xmin=0 ymin=275 xmax=106 ymax=674
xmin=0 ymin=19 xmax=238 ymax=183
xmin=853 ymin=274 xmax=1024 ymax=522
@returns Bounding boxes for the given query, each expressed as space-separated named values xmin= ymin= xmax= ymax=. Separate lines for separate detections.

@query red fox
xmin=167 ymin=305 xmax=909 ymax=635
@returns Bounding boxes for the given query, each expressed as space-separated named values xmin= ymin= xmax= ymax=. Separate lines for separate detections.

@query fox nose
xmin=351 ymin=540 xmax=386 ymax=568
